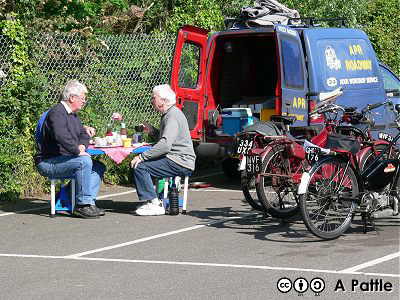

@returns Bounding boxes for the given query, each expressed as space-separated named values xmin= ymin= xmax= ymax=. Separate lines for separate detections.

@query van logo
xmin=326 ymin=77 xmax=337 ymax=87
xmin=325 ymin=46 xmax=341 ymax=70
xmin=384 ymin=163 xmax=396 ymax=173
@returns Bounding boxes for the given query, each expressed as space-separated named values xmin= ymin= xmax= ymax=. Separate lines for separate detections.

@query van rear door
xmin=275 ymin=24 xmax=308 ymax=125
xmin=171 ymin=25 xmax=209 ymax=140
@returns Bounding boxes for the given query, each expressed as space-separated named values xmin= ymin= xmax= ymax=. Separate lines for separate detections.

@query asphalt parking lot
xmin=0 ymin=165 xmax=399 ymax=300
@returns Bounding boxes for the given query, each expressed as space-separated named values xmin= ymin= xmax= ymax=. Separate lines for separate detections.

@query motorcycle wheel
xmin=299 ymin=157 xmax=358 ymax=240
xmin=255 ymin=144 xmax=300 ymax=219
xmin=241 ymin=169 xmax=263 ymax=211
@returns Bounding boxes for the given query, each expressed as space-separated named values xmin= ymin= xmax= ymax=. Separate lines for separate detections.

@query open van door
xmin=275 ymin=24 xmax=308 ymax=125
xmin=171 ymin=25 xmax=209 ymax=140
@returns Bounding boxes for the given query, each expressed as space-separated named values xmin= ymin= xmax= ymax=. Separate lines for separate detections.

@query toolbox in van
xmin=170 ymin=18 xmax=399 ymax=172
xmin=221 ymin=108 xmax=253 ymax=136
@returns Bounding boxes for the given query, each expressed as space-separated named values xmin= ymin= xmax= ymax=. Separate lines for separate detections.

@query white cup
xmin=100 ymin=138 xmax=107 ymax=147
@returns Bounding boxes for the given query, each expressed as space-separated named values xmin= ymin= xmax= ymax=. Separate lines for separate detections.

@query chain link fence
xmin=0 ymin=34 xmax=12 ymax=88
xmin=24 ymin=33 xmax=175 ymax=132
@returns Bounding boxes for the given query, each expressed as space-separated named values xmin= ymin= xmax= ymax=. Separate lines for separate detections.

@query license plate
xmin=305 ymin=147 xmax=321 ymax=162
xmin=378 ymin=132 xmax=394 ymax=143
xmin=236 ymin=137 xmax=254 ymax=155
xmin=246 ymin=155 xmax=261 ymax=174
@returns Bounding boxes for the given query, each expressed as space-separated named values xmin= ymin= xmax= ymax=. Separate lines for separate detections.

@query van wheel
xmin=221 ymin=158 xmax=241 ymax=179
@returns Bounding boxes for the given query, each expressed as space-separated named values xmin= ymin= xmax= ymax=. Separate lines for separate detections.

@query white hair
xmin=63 ymin=80 xmax=88 ymax=101
xmin=153 ymin=84 xmax=176 ymax=105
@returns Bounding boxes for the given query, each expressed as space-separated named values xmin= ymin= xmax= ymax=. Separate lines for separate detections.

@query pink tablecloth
xmin=88 ymin=143 xmax=150 ymax=164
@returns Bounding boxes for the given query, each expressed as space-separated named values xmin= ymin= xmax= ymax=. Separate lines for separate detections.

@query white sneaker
xmin=137 ymin=201 xmax=151 ymax=210
xmin=151 ymin=198 xmax=161 ymax=206
xmin=135 ymin=202 xmax=165 ymax=216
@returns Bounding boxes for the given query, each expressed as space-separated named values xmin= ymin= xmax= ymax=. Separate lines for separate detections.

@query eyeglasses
xmin=73 ymin=94 xmax=86 ymax=102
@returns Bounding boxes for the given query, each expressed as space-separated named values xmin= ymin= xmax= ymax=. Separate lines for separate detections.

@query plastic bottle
xmin=120 ymin=123 xmax=127 ymax=140
xmin=106 ymin=124 xmax=113 ymax=136
xmin=106 ymin=124 xmax=113 ymax=144
xmin=168 ymin=183 xmax=179 ymax=215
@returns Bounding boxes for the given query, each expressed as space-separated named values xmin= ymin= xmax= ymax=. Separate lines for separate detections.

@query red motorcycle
xmin=236 ymin=88 xmax=343 ymax=213
xmin=238 ymin=89 xmax=396 ymax=219
xmin=298 ymin=101 xmax=400 ymax=239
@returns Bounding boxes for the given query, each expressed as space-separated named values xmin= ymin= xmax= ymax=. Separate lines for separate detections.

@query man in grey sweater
xmin=130 ymin=84 xmax=196 ymax=216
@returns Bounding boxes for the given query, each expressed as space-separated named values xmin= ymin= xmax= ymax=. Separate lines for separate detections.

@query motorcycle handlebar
xmin=366 ymin=102 xmax=383 ymax=111
xmin=310 ymin=104 xmax=344 ymax=115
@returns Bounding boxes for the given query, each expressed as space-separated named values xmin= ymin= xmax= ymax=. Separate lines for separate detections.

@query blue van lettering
xmin=349 ymin=77 xmax=366 ymax=84
xmin=293 ymin=97 xmax=306 ymax=109
xmin=345 ymin=59 xmax=372 ymax=71
xmin=366 ymin=76 xmax=378 ymax=83
xmin=278 ymin=27 xmax=287 ymax=33
xmin=349 ymin=44 xmax=364 ymax=56
xmin=287 ymin=28 xmax=297 ymax=36
xmin=327 ymin=77 xmax=338 ymax=87
xmin=282 ymin=111 xmax=304 ymax=121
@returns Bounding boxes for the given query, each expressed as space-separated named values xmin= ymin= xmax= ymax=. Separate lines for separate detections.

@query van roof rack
xmin=289 ymin=17 xmax=347 ymax=28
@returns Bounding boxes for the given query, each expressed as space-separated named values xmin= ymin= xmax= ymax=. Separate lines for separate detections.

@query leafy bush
xmin=357 ymin=0 xmax=400 ymax=74
xmin=0 ymin=16 xmax=50 ymax=200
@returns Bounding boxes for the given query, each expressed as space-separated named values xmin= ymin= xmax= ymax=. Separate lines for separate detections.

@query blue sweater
xmin=34 ymin=103 xmax=89 ymax=165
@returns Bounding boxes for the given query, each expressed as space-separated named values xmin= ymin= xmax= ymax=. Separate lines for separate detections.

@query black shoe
xmin=73 ymin=205 xmax=100 ymax=219
xmin=91 ymin=205 xmax=105 ymax=216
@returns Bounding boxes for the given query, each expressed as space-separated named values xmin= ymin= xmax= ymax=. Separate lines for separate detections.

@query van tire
xmin=221 ymin=158 xmax=241 ymax=179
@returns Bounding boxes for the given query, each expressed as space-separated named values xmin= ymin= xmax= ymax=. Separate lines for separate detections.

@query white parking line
xmin=65 ymin=215 xmax=254 ymax=258
xmin=97 ymin=190 xmax=136 ymax=199
xmin=0 ymin=190 xmax=135 ymax=217
xmin=0 ymin=253 xmax=398 ymax=278
xmin=339 ymin=251 xmax=400 ymax=273
xmin=0 ymin=206 xmax=49 ymax=217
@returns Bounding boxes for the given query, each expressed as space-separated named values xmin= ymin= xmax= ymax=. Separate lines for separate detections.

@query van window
xmin=379 ymin=65 xmax=400 ymax=90
xmin=178 ymin=43 xmax=200 ymax=88
xmin=281 ymin=36 xmax=304 ymax=89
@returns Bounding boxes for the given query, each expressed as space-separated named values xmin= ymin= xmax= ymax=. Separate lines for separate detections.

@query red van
xmin=170 ymin=23 xmax=399 ymax=178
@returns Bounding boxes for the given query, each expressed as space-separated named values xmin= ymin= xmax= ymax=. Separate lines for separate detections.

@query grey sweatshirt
xmin=141 ymin=105 xmax=196 ymax=170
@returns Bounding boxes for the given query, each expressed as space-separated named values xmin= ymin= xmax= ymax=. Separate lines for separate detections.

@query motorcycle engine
xmin=362 ymin=192 xmax=389 ymax=212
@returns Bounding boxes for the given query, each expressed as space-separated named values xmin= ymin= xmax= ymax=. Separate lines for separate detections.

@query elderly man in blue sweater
xmin=35 ymin=80 xmax=106 ymax=219
xmin=131 ymin=84 xmax=196 ymax=216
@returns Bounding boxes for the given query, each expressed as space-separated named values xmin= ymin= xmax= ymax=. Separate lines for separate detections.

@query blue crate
xmin=222 ymin=108 xmax=252 ymax=136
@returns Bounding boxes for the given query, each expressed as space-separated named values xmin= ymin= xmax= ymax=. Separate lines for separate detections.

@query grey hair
xmin=63 ymin=80 xmax=88 ymax=101
xmin=153 ymin=84 xmax=176 ymax=105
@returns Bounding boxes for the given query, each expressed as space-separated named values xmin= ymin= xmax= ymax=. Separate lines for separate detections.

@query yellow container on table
xmin=123 ymin=138 xmax=132 ymax=148
xmin=260 ymin=108 xmax=276 ymax=121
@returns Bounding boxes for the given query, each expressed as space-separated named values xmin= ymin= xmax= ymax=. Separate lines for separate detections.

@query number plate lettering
xmin=378 ymin=132 xmax=394 ymax=143
xmin=246 ymin=155 xmax=260 ymax=174
xmin=305 ymin=147 xmax=321 ymax=162
xmin=236 ymin=137 xmax=253 ymax=155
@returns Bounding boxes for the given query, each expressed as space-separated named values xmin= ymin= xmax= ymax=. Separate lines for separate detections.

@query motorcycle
xmin=298 ymin=101 xmax=400 ymax=239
